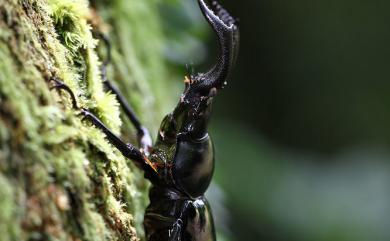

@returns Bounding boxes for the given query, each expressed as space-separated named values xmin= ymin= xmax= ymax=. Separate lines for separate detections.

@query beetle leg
xmin=50 ymin=79 xmax=157 ymax=175
xmin=168 ymin=201 xmax=191 ymax=241
xmin=79 ymin=108 xmax=157 ymax=174
xmin=97 ymin=32 xmax=153 ymax=154
xmin=168 ymin=219 xmax=183 ymax=241
xmin=50 ymin=78 xmax=79 ymax=109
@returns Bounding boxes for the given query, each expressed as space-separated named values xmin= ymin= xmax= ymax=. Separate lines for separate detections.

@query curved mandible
xmin=191 ymin=0 xmax=239 ymax=95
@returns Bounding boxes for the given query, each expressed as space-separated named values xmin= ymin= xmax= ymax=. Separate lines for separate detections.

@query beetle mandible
xmin=52 ymin=0 xmax=239 ymax=240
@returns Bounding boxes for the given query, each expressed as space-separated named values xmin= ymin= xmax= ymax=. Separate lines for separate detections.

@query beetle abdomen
xmin=172 ymin=136 xmax=214 ymax=198
xmin=144 ymin=190 xmax=216 ymax=241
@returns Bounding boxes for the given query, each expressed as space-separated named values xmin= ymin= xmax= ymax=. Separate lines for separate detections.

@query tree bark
xmin=0 ymin=0 xmax=173 ymax=240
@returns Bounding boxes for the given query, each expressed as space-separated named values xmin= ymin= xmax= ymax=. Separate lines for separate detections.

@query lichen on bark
xmin=0 ymin=0 xmax=173 ymax=240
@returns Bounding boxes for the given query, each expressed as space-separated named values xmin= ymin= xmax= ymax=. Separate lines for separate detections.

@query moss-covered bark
xmin=0 ymin=0 xmax=174 ymax=240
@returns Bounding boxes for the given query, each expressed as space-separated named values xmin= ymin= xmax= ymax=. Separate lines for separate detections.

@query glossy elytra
xmin=52 ymin=0 xmax=239 ymax=240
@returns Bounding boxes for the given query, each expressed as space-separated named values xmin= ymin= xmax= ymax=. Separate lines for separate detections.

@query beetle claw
xmin=50 ymin=78 xmax=79 ymax=109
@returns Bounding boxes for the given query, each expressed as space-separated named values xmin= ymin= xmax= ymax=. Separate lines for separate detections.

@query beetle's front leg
xmin=50 ymin=79 xmax=157 ymax=174
xmin=79 ymin=108 xmax=157 ymax=172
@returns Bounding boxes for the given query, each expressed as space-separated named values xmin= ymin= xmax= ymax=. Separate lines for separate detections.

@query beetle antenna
xmin=185 ymin=63 xmax=191 ymax=78
xmin=185 ymin=63 xmax=195 ymax=81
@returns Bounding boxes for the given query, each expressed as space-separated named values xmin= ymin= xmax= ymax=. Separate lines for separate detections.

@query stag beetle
xmin=52 ymin=0 xmax=239 ymax=240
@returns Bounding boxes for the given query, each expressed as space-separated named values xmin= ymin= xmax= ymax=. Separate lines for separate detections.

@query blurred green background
xmin=159 ymin=0 xmax=390 ymax=240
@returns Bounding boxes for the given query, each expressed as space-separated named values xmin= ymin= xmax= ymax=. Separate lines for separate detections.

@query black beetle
xmin=52 ymin=0 xmax=239 ymax=240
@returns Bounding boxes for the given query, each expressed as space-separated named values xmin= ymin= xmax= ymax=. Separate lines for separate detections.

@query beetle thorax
xmin=171 ymin=135 xmax=214 ymax=199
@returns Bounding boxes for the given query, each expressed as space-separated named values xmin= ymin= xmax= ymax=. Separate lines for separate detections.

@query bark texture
xmin=0 ymin=0 xmax=175 ymax=240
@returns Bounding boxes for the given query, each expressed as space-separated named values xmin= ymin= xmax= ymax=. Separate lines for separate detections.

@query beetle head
xmin=155 ymin=0 xmax=239 ymax=142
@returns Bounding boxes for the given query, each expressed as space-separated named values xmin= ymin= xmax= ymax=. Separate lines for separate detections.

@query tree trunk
xmin=0 ymin=0 xmax=174 ymax=240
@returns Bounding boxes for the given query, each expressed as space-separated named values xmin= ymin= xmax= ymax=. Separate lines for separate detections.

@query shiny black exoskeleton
xmin=52 ymin=1 xmax=239 ymax=240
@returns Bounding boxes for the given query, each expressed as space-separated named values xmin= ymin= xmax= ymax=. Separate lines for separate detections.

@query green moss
xmin=48 ymin=0 xmax=91 ymax=53
xmin=47 ymin=0 xmax=122 ymax=132
xmin=0 ymin=174 xmax=20 ymax=240
xmin=0 ymin=0 xmax=174 ymax=240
